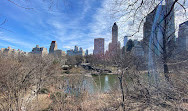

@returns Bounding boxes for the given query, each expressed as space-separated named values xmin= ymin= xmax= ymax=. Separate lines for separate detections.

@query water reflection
xmin=86 ymin=74 xmax=119 ymax=93
xmin=63 ymin=74 xmax=119 ymax=94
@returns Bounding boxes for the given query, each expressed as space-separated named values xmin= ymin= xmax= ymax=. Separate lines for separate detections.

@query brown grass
xmin=27 ymin=94 xmax=52 ymax=111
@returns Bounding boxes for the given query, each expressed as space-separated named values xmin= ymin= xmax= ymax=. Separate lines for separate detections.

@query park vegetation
xmin=0 ymin=0 xmax=188 ymax=111
xmin=0 ymin=48 xmax=187 ymax=111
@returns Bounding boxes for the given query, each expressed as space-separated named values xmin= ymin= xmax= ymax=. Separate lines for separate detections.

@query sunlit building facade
xmin=107 ymin=22 xmax=120 ymax=57
xmin=67 ymin=46 xmax=85 ymax=56
xmin=93 ymin=38 xmax=104 ymax=56
xmin=31 ymin=45 xmax=48 ymax=56
xmin=49 ymin=41 xmax=65 ymax=57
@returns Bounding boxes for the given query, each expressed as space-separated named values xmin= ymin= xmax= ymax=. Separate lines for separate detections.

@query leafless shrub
xmin=0 ymin=54 xmax=64 ymax=110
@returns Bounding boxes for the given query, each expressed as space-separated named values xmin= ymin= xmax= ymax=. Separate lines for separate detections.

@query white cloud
xmin=0 ymin=33 xmax=34 ymax=50
xmin=1 ymin=0 xmax=187 ymax=54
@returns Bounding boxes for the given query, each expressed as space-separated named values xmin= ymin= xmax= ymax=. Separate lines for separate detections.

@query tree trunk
xmin=163 ymin=4 xmax=170 ymax=81
xmin=163 ymin=36 xmax=168 ymax=75
xmin=164 ymin=63 xmax=169 ymax=74
xmin=118 ymin=70 xmax=125 ymax=111
xmin=164 ymin=62 xmax=169 ymax=81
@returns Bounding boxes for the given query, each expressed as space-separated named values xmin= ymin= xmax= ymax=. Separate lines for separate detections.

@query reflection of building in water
xmin=67 ymin=45 xmax=85 ymax=56
xmin=105 ymin=75 xmax=109 ymax=82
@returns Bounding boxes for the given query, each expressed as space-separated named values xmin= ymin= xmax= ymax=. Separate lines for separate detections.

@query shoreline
xmin=60 ymin=72 xmax=118 ymax=77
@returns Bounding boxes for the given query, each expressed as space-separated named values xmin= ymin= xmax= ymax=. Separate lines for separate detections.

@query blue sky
xmin=0 ymin=0 xmax=119 ymax=53
xmin=0 ymin=0 xmax=187 ymax=53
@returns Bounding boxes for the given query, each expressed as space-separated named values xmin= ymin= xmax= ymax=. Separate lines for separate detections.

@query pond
xmin=89 ymin=74 xmax=119 ymax=93
xmin=62 ymin=74 xmax=120 ymax=94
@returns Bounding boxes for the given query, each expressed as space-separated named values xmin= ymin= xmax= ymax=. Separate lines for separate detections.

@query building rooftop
xmin=52 ymin=41 xmax=56 ymax=43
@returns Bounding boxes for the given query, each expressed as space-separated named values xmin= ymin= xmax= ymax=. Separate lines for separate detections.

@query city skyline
xmin=0 ymin=0 xmax=121 ymax=54
xmin=0 ymin=0 xmax=187 ymax=54
xmin=0 ymin=1 xmax=188 ymax=110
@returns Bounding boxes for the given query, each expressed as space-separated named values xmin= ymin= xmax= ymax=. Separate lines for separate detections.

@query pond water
xmin=87 ymin=74 xmax=119 ymax=93
xmin=63 ymin=74 xmax=120 ymax=94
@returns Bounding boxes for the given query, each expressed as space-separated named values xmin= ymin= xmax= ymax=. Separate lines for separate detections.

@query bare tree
xmin=112 ymin=0 xmax=187 ymax=82
xmin=0 ymin=53 xmax=65 ymax=110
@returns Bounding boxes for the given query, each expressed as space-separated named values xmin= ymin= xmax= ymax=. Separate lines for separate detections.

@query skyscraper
xmin=74 ymin=46 xmax=79 ymax=52
xmin=49 ymin=41 xmax=57 ymax=54
xmin=49 ymin=41 xmax=65 ymax=57
xmin=67 ymin=45 xmax=85 ymax=56
xmin=93 ymin=38 xmax=104 ymax=56
xmin=108 ymin=22 xmax=120 ymax=56
xmin=85 ymin=49 xmax=89 ymax=56
xmin=143 ymin=5 xmax=164 ymax=56
xmin=165 ymin=0 xmax=176 ymax=54
xmin=124 ymin=36 xmax=128 ymax=47
xmin=177 ymin=21 xmax=188 ymax=52
xmin=112 ymin=22 xmax=118 ymax=43
xmin=143 ymin=2 xmax=175 ymax=57
xmin=31 ymin=45 xmax=48 ymax=56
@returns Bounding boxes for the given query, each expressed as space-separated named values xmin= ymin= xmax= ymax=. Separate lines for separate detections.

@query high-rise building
xmin=31 ymin=45 xmax=48 ymax=56
xmin=93 ymin=38 xmax=104 ymax=56
xmin=74 ymin=46 xmax=79 ymax=52
xmin=165 ymin=0 xmax=176 ymax=54
xmin=49 ymin=41 xmax=65 ymax=57
xmin=85 ymin=49 xmax=89 ymax=56
xmin=143 ymin=5 xmax=164 ymax=56
xmin=67 ymin=45 xmax=85 ymax=56
xmin=49 ymin=41 xmax=57 ymax=54
xmin=177 ymin=21 xmax=188 ymax=52
xmin=124 ymin=36 xmax=128 ymax=47
xmin=1 ymin=46 xmax=14 ymax=55
xmin=0 ymin=47 xmax=27 ymax=56
xmin=132 ymin=41 xmax=144 ymax=57
xmin=112 ymin=22 xmax=118 ymax=43
xmin=108 ymin=22 xmax=120 ymax=56
xmin=143 ymin=2 xmax=175 ymax=57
